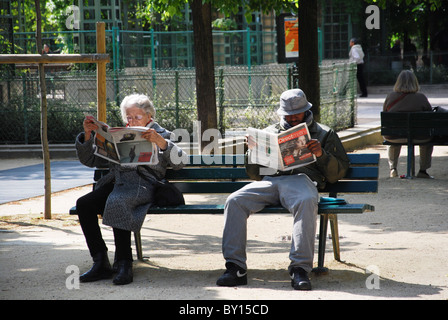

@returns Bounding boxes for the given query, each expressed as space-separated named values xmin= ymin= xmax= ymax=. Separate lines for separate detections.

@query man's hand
xmin=246 ymin=134 xmax=257 ymax=150
xmin=306 ymin=139 xmax=323 ymax=158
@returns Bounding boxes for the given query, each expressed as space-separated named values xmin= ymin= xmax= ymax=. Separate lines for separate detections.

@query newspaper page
xmin=86 ymin=116 xmax=158 ymax=166
xmin=277 ymin=123 xmax=316 ymax=170
xmin=247 ymin=127 xmax=279 ymax=169
xmin=247 ymin=123 xmax=316 ymax=171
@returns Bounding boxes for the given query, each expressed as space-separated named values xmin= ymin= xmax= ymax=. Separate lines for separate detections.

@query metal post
xmin=350 ymin=63 xmax=356 ymax=127
xmin=292 ymin=62 xmax=299 ymax=89
xmin=287 ymin=66 xmax=292 ymax=89
xmin=22 ymin=74 xmax=28 ymax=144
xmin=246 ymin=27 xmax=252 ymax=100
xmin=218 ymin=68 xmax=224 ymax=134
xmin=112 ymin=27 xmax=118 ymax=71
xmin=150 ymin=29 xmax=156 ymax=91
xmin=175 ymin=70 xmax=179 ymax=128
xmin=112 ymin=26 xmax=120 ymax=106
xmin=430 ymin=51 xmax=433 ymax=84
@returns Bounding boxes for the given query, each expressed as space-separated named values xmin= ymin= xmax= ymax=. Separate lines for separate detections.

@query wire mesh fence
xmin=0 ymin=62 xmax=357 ymax=145
xmin=11 ymin=29 xmax=279 ymax=70
xmin=320 ymin=61 xmax=358 ymax=130
xmin=9 ymin=29 xmax=448 ymax=83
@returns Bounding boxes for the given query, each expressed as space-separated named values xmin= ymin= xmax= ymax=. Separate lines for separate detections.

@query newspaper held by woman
xmin=85 ymin=115 xmax=158 ymax=166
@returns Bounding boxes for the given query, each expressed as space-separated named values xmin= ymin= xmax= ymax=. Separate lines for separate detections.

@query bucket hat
xmin=277 ymin=89 xmax=312 ymax=116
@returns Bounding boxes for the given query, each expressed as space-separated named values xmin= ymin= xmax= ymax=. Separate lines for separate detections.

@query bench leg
xmin=312 ymin=214 xmax=329 ymax=275
xmin=134 ymin=231 xmax=143 ymax=261
xmin=406 ymin=143 xmax=415 ymax=179
xmin=329 ymin=214 xmax=341 ymax=261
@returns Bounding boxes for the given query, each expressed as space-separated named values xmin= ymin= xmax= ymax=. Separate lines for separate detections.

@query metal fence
xmin=0 ymin=62 xmax=357 ymax=145
xmin=366 ymin=50 xmax=448 ymax=85
xmin=10 ymin=29 xmax=448 ymax=85
xmin=12 ymin=28 xmax=279 ymax=70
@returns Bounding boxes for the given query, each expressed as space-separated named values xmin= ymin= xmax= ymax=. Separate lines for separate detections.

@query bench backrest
xmin=381 ymin=112 xmax=448 ymax=138
xmin=165 ymin=153 xmax=379 ymax=195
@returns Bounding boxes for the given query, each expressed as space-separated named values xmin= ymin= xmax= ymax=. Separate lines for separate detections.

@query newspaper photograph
xmin=86 ymin=115 xmax=158 ymax=166
xmin=247 ymin=123 xmax=316 ymax=171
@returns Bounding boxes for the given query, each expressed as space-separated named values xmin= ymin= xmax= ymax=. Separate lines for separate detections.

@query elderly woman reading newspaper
xmin=216 ymin=89 xmax=349 ymax=290
xmin=75 ymin=94 xmax=186 ymax=285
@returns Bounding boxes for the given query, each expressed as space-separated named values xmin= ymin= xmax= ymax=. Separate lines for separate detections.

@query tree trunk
xmin=191 ymin=0 xmax=217 ymax=152
xmin=34 ymin=0 xmax=51 ymax=219
xmin=298 ymin=0 xmax=320 ymax=122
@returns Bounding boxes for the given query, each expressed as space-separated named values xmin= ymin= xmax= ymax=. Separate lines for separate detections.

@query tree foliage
xmin=366 ymin=0 xmax=443 ymax=11
xmin=142 ymin=0 xmax=297 ymax=24
xmin=9 ymin=0 xmax=69 ymax=32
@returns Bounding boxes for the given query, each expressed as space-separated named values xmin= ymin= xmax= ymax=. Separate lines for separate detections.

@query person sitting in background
xmin=42 ymin=44 xmax=51 ymax=54
xmin=383 ymin=70 xmax=434 ymax=178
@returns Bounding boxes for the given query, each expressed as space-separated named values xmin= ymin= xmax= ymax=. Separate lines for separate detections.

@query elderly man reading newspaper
xmin=217 ymin=89 xmax=350 ymax=290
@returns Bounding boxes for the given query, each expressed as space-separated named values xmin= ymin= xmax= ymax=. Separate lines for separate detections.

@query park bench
xmin=381 ymin=111 xmax=448 ymax=178
xmin=70 ymin=153 xmax=379 ymax=274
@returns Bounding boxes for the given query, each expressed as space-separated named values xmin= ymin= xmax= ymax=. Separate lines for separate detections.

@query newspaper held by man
xmin=86 ymin=115 xmax=158 ymax=166
xmin=247 ymin=122 xmax=316 ymax=171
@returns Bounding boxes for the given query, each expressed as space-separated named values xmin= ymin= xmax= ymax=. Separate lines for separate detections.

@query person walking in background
xmin=349 ymin=38 xmax=368 ymax=97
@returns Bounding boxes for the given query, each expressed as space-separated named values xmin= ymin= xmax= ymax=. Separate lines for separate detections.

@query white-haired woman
xmin=75 ymin=94 xmax=186 ymax=285
xmin=383 ymin=70 xmax=434 ymax=178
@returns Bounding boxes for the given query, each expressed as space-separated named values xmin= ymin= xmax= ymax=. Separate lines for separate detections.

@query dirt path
xmin=1 ymin=145 xmax=447 ymax=301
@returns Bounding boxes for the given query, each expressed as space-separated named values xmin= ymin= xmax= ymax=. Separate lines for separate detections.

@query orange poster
xmin=284 ymin=17 xmax=299 ymax=58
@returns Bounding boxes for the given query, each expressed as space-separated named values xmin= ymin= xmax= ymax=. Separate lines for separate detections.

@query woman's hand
xmin=83 ymin=117 xmax=98 ymax=141
xmin=141 ymin=129 xmax=168 ymax=150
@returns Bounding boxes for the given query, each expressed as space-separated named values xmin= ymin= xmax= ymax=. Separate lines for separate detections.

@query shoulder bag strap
xmin=386 ymin=93 xmax=408 ymax=112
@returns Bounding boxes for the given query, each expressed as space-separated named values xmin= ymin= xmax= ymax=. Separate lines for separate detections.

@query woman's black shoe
xmin=113 ymin=260 xmax=133 ymax=285
xmin=79 ymin=251 xmax=113 ymax=283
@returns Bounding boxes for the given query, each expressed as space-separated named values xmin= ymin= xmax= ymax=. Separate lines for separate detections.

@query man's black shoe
xmin=216 ymin=262 xmax=247 ymax=286
xmin=290 ymin=267 xmax=312 ymax=290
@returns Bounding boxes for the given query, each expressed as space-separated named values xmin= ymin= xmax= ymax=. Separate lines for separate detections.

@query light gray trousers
xmin=222 ymin=174 xmax=319 ymax=273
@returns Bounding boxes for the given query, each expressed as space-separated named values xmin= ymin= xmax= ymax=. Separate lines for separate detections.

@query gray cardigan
xmin=75 ymin=122 xmax=186 ymax=232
